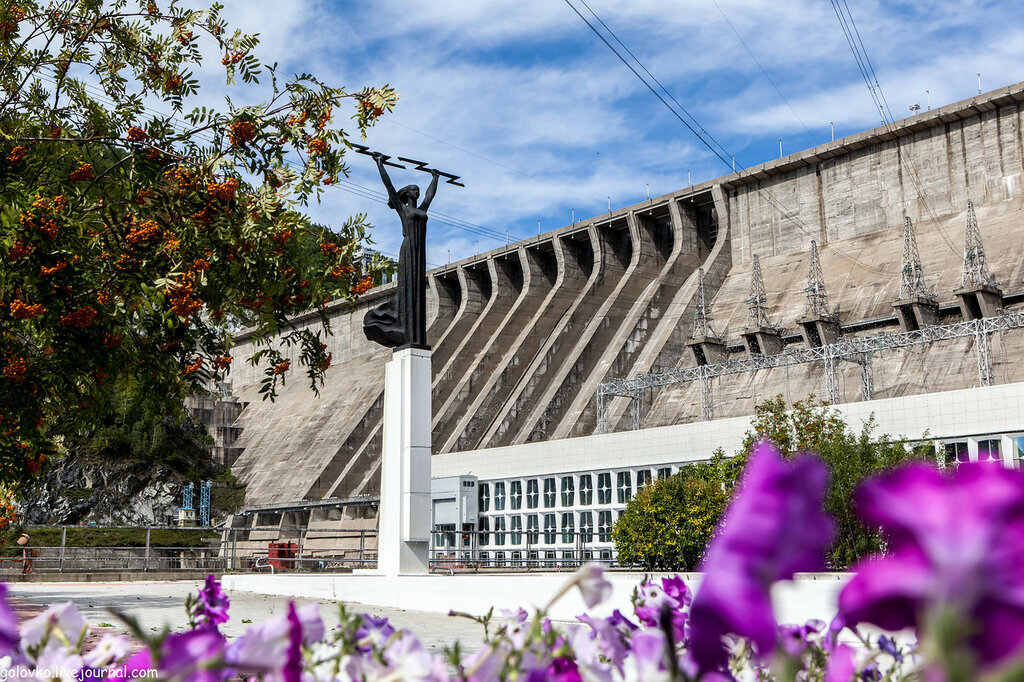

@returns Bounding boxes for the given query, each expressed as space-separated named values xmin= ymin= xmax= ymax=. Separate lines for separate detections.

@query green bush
xmin=613 ymin=395 xmax=932 ymax=571
xmin=613 ymin=457 xmax=735 ymax=571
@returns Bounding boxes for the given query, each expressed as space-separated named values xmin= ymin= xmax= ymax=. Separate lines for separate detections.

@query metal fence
xmin=9 ymin=526 xmax=617 ymax=575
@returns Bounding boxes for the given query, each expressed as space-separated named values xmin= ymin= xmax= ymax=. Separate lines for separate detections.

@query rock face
xmin=24 ymin=456 xmax=184 ymax=526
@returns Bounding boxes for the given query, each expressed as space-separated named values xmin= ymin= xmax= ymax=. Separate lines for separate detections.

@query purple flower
xmin=777 ymin=619 xmax=824 ymax=657
xmin=22 ymin=601 xmax=88 ymax=659
xmin=159 ymin=627 xmax=226 ymax=682
xmin=283 ymin=603 xmax=302 ymax=682
xmin=355 ymin=613 xmax=395 ymax=652
xmin=576 ymin=610 xmax=636 ymax=673
xmin=226 ymin=603 xmax=321 ymax=678
xmin=105 ymin=648 xmax=153 ymax=682
xmin=197 ymin=576 xmax=230 ymax=627
xmin=687 ymin=441 xmax=833 ymax=674
xmin=633 ymin=576 xmax=690 ymax=642
xmin=824 ymin=643 xmax=857 ymax=682
xmin=838 ymin=462 xmax=1024 ymax=666
xmin=0 ymin=584 xmax=18 ymax=657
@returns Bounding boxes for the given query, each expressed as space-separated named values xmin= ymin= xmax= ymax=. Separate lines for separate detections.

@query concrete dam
xmin=216 ymin=81 xmax=1024 ymax=512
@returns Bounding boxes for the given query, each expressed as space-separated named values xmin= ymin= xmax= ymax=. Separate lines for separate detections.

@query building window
xmin=509 ymin=477 xmax=524 ymax=509
xmin=493 ymin=516 xmax=506 ymax=546
xmin=579 ymin=475 xmax=593 ymax=505
xmin=544 ymin=513 xmax=557 ymax=544
xmin=544 ymin=550 xmax=557 ymax=568
xmin=579 ymin=511 xmax=593 ymax=543
xmin=978 ymin=439 xmax=1002 ymax=463
xmin=944 ymin=442 xmax=969 ymax=467
xmin=478 ymin=517 xmax=489 ymax=546
xmin=561 ymin=476 xmax=575 ymax=507
xmin=598 ymin=511 xmax=612 ymax=542
xmin=1014 ymin=437 xmax=1024 ymax=471
xmin=495 ymin=551 xmax=505 ymax=566
xmin=617 ymin=471 xmax=632 ymax=504
xmin=526 ymin=479 xmax=539 ymax=509
xmin=494 ymin=482 xmax=506 ymax=511
xmin=657 ymin=467 xmax=672 ymax=480
xmin=478 ymin=483 xmax=490 ymax=513
xmin=526 ymin=515 xmax=539 ymax=544
xmin=597 ymin=472 xmax=612 ymax=504
xmin=543 ymin=477 xmax=557 ymax=508
xmin=561 ymin=512 xmax=575 ymax=544
xmin=510 ymin=515 xmax=523 ymax=545
xmin=636 ymin=469 xmax=652 ymax=490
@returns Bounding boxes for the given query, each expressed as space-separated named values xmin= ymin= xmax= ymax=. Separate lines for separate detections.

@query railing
xmin=10 ymin=526 xmax=620 ymax=575
xmin=428 ymin=529 xmax=617 ymax=572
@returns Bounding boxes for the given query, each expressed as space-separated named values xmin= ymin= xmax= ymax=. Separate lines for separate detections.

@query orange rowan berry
xmin=3 ymin=357 xmax=27 ymax=383
xmin=10 ymin=300 xmax=45 ymax=320
xmin=69 ymin=163 xmax=94 ymax=181
xmin=352 ymin=276 xmax=374 ymax=295
xmin=272 ymin=360 xmax=290 ymax=375
xmin=228 ymin=120 xmax=256 ymax=146
xmin=60 ymin=306 xmax=98 ymax=328
xmin=6 ymin=146 xmax=26 ymax=163
xmin=126 ymin=126 xmax=148 ymax=142
xmin=308 ymin=138 xmax=327 ymax=155
xmin=39 ymin=261 xmax=67 ymax=276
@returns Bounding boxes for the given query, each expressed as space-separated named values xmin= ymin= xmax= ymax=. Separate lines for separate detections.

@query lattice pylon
xmin=961 ymin=200 xmax=996 ymax=288
xmin=804 ymin=240 xmax=832 ymax=317
xmin=745 ymin=255 xmax=776 ymax=329
xmin=692 ymin=267 xmax=718 ymax=338
xmin=898 ymin=216 xmax=933 ymax=300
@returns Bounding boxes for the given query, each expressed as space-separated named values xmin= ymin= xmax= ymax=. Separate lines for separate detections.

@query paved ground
xmin=10 ymin=581 xmax=488 ymax=654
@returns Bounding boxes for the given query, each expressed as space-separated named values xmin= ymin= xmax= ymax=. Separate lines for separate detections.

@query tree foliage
xmin=612 ymin=455 xmax=737 ymax=571
xmin=0 ymin=0 xmax=398 ymax=488
xmin=613 ymin=395 xmax=932 ymax=571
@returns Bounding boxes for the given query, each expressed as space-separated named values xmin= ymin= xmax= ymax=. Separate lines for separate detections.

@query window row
xmin=477 ymin=467 xmax=671 ymax=512
xmin=471 ymin=511 xmax=616 ymax=546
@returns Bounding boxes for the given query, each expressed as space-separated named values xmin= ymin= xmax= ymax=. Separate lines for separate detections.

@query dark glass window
xmin=510 ymin=515 xmax=522 ymax=545
xmin=494 ymin=482 xmax=506 ymax=511
xmin=561 ymin=512 xmax=575 ymax=544
xmin=509 ymin=481 xmax=522 ymax=510
xmin=579 ymin=511 xmax=594 ymax=543
xmin=478 ymin=517 xmax=489 ymax=546
xmin=617 ymin=471 xmax=632 ymax=504
xmin=544 ymin=513 xmax=557 ymax=544
xmin=561 ymin=476 xmax=575 ymax=506
xmin=597 ymin=472 xmax=612 ymax=504
xmin=636 ymin=470 xmax=652 ymax=490
xmin=543 ymin=477 xmax=556 ymax=508
xmin=493 ymin=516 xmax=506 ymax=546
xmin=657 ymin=467 xmax=672 ymax=480
xmin=478 ymin=483 xmax=490 ymax=513
xmin=579 ymin=475 xmax=593 ymax=505
xmin=598 ymin=510 xmax=612 ymax=542
xmin=526 ymin=514 xmax=539 ymax=544
xmin=526 ymin=479 xmax=539 ymax=509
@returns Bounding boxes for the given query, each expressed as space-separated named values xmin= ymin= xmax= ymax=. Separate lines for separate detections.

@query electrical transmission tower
xmin=745 ymin=255 xmax=776 ymax=329
xmin=961 ymin=200 xmax=996 ymax=288
xmin=803 ymin=240 xmax=832 ymax=317
xmin=898 ymin=216 xmax=933 ymax=300
xmin=691 ymin=268 xmax=718 ymax=338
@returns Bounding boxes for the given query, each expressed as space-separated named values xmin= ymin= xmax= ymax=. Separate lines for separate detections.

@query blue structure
xmin=182 ymin=482 xmax=194 ymax=511
xmin=199 ymin=481 xmax=211 ymax=526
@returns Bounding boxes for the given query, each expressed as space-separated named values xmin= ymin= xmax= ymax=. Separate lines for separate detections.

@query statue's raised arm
xmin=419 ymin=169 xmax=441 ymax=211
xmin=373 ymin=153 xmax=401 ymax=208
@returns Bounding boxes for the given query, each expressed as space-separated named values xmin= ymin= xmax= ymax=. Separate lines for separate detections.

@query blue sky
xmin=207 ymin=0 xmax=1024 ymax=266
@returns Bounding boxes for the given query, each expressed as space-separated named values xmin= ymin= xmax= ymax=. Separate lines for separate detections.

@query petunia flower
xmin=0 ymin=584 xmax=18 ymax=657
xmin=574 ymin=564 xmax=613 ymax=609
xmin=282 ymin=603 xmax=302 ymax=682
xmin=196 ymin=575 xmax=230 ymax=627
xmin=839 ymin=462 xmax=1024 ymax=667
xmin=687 ymin=440 xmax=833 ymax=674
xmin=159 ymin=627 xmax=226 ymax=682
xmin=633 ymin=576 xmax=690 ymax=642
xmin=21 ymin=601 xmax=88 ymax=660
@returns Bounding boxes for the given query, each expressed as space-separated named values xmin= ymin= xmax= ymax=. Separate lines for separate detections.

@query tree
xmin=613 ymin=395 xmax=932 ymax=571
xmin=0 ymin=0 xmax=398 ymax=488
xmin=742 ymin=395 xmax=932 ymax=568
xmin=612 ymin=455 xmax=735 ymax=571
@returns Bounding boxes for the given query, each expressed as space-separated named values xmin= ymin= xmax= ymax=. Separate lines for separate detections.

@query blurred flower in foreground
xmin=688 ymin=440 xmax=834 ymax=674
xmin=839 ymin=462 xmax=1024 ymax=667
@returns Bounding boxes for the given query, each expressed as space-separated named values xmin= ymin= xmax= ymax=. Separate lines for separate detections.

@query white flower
xmin=21 ymin=602 xmax=87 ymax=659
xmin=82 ymin=634 xmax=132 ymax=668
xmin=574 ymin=564 xmax=613 ymax=609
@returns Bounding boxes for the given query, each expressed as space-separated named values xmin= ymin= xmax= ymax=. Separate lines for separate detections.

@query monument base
xmin=377 ymin=347 xmax=432 ymax=576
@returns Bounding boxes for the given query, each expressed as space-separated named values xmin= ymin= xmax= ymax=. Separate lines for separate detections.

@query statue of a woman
xmin=363 ymin=153 xmax=440 ymax=349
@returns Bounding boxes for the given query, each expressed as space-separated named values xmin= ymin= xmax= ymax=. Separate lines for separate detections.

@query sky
xmin=200 ymin=0 xmax=1024 ymax=267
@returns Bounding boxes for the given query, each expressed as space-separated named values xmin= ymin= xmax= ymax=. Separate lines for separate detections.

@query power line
xmin=564 ymin=0 xmax=890 ymax=276
xmin=711 ymin=0 xmax=818 ymax=142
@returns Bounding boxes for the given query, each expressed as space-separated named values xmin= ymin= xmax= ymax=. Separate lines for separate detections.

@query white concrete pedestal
xmin=377 ymin=347 xmax=432 ymax=576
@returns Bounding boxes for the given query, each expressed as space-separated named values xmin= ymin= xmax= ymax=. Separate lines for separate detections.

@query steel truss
xmin=597 ymin=310 xmax=1024 ymax=430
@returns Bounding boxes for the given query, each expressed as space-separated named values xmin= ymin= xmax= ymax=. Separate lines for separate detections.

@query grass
xmin=6 ymin=527 xmax=219 ymax=554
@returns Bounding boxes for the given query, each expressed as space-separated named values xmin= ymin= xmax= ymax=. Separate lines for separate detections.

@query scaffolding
xmin=597 ymin=309 xmax=1024 ymax=431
